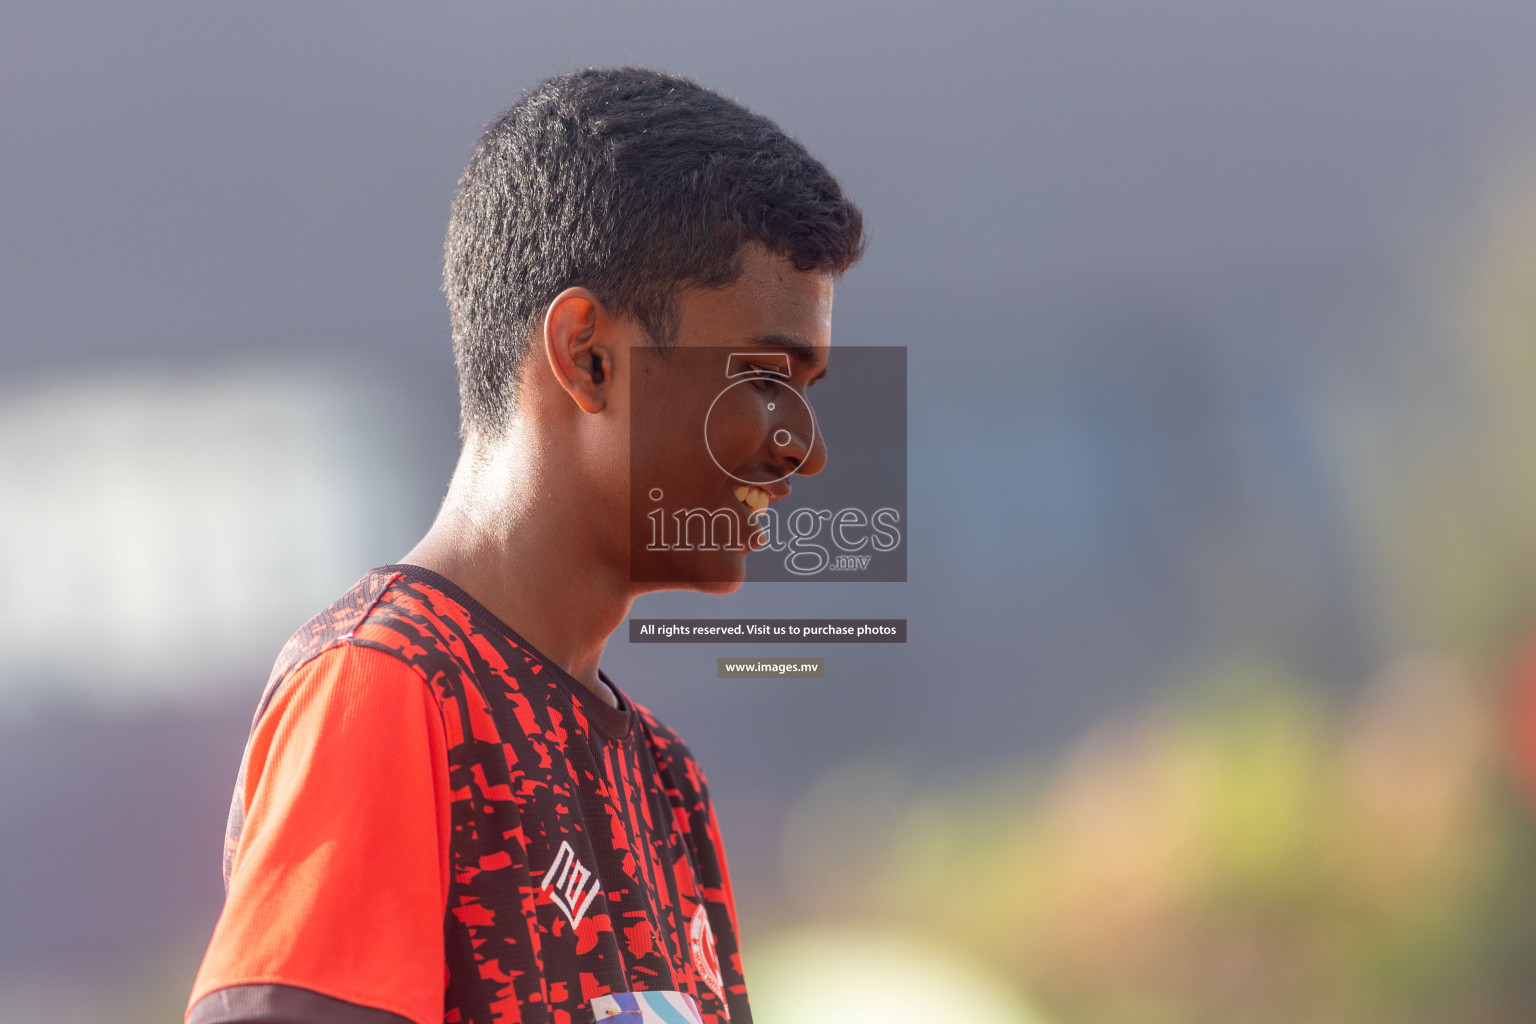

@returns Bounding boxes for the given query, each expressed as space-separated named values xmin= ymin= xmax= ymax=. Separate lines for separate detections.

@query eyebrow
xmin=745 ymin=333 xmax=829 ymax=382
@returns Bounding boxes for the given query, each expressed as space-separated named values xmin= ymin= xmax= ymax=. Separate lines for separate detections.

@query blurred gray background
xmin=8 ymin=3 xmax=1536 ymax=1021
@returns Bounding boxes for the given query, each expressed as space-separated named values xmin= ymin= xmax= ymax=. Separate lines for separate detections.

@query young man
xmin=185 ymin=68 xmax=863 ymax=1024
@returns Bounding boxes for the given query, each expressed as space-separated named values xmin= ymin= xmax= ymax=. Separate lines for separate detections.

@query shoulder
xmin=224 ymin=619 xmax=453 ymax=889
xmin=267 ymin=571 xmax=406 ymax=683
xmin=230 ymin=571 xmax=457 ymax=839
xmin=255 ymin=568 xmax=489 ymax=723
xmin=248 ymin=570 xmax=409 ymax=718
xmin=243 ymin=642 xmax=447 ymax=804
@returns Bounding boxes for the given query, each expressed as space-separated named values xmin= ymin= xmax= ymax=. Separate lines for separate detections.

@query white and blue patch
xmin=591 ymin=989 xmax=706 ymax=1024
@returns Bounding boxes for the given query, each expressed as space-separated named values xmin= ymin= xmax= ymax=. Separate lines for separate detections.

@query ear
xmin=542 ymin=287 xmax=615 ymax=414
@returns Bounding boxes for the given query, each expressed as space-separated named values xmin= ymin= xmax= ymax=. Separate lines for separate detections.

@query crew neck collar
xmin=375 ymin=563 xmax=635 ymax=742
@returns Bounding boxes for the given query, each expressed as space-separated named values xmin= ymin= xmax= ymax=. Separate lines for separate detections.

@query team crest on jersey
xmin=540 ymin=840 xmax=603 ymax=927
xmin=688 ymin=904 xmax=726 ymax=1013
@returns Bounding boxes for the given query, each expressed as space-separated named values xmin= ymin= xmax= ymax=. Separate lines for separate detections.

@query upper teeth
xmin=733 ymin=485 xmax=771 ymax=513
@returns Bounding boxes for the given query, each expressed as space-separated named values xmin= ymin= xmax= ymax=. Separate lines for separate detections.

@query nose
xmin=770 ymin=416 xmax=827 ymax=477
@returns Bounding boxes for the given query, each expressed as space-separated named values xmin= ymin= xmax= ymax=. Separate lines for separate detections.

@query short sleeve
xmin=187 ymin=643 xmax=452 ymax=1024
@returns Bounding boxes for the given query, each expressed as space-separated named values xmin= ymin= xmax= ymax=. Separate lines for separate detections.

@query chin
xmin=693 ymin=575 xmax=745 ymax=596
xmin=675 ymin=551 xmax=748 ymax=594
xmin=691 ymin=552 xmax=749 ymax=594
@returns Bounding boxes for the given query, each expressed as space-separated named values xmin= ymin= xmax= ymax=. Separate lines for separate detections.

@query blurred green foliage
xmin=781 ymin=661 xmax=1536 ymax=1023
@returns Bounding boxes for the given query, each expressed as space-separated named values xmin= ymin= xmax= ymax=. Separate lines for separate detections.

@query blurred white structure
xmin=0 ymin=363 xmax=420 ymax=710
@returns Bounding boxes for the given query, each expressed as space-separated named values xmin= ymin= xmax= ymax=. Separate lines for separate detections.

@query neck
xmin=401 ymin=425 xmax=631 ymax=707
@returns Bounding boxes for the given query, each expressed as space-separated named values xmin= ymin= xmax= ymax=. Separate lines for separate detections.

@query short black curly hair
xmin=443 ymin=67 xmax=865 ymax=437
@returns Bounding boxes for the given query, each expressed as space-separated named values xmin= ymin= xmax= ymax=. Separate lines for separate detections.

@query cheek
xmin=703 ymin=386 xmax=772 ymax=468
xmin=583 ymin=413 xmax=630 ymax=487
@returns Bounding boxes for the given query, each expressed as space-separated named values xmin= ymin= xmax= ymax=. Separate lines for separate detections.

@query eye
xmin=745 ymin=365 xmax=785 ymax=392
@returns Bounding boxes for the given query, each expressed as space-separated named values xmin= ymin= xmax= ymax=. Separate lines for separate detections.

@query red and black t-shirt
xmin=187 ymin=565 xmax=749 ymax=1024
